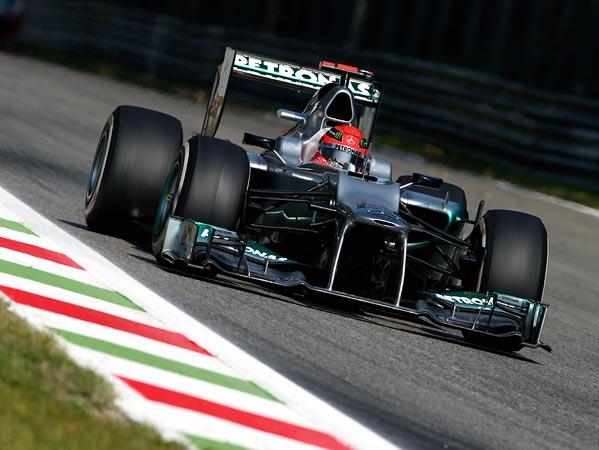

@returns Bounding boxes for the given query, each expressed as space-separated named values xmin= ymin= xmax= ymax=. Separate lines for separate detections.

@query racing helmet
xmin=314 ymin=125 xmax=369 ymax=172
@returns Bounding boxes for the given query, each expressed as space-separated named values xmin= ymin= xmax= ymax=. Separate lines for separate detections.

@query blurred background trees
xmin=120 ymin=0 xmax=599 ymax=98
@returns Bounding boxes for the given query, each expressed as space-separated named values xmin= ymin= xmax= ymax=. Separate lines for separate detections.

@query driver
xmin=311 ymin=125 xmax=369 ymax=172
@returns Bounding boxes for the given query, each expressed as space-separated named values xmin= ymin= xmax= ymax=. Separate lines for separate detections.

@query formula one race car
xmin=85 ymin=48 xmax=550 ymax=352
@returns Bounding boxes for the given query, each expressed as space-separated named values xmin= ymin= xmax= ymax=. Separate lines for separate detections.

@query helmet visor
xmin=320 ymin=144 xmax=366 ymax=172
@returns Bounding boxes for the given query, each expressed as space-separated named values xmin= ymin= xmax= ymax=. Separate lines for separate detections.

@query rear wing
xmin=201 ymin=47 xmax=383 ymax=139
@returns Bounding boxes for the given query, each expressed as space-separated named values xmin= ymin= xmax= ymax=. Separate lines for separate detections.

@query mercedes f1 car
xmin=85 ymin=48 xmax=551 ymax=352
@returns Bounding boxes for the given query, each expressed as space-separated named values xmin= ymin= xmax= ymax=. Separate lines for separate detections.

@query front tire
xmin=463 ymin=209 xmax=548 ymax=351
xmin=152 ymin=135 xmax=250 ymax=258
xmin=85 ymin=105 xmax=183 ymax=238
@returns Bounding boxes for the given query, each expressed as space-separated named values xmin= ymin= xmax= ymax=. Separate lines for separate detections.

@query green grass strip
xmin=51 ymin=328 xmax=279 ymax=402
xmin=185 ymin=434 xmax=253 ymax=450
xmin=0 ymin=217 xmax=37 ymax=235
xmin=0 ymin=300 xmax=185 ymax=450
xmin=0 ymin=259 xmax=142 ymax=310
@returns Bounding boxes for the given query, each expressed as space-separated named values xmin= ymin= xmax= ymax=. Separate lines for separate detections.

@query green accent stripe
xmin=0 ymin=259 xmax=142 ymax=310
xmin=52 ymin=328 xmax=279 ymax=402
xmin=0 ymin=217 xmax=37 ymax=235
xmin=185 ymin=434 xmax=253 ymax=450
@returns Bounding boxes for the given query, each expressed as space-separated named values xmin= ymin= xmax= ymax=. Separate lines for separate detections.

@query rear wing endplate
xmin=201 ymin=47 xmax=382 ymax=138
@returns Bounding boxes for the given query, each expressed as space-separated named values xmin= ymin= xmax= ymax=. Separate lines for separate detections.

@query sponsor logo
xmin=233 ymin=54 xmax=380 ymax=102
xmin=214 ymin=229 xmax=239 ymax=241
xmin=327 ymin=129 xmax=344 ymax=140
xmin=355 ymin=202 xmax=399 ymax=220
xmin=245 ymin=244 xmax=288 ymax=262
xmin=196 ymin=223 xmax=239 ymax=242
xmin=194 ymin=224 xmax=290 ymax=262
xmin=329 ymin=143 xmax=364 ymax=157
xmin=345 ymin=135 xmax=357 ymax=145
xmin=496 ymin=293 xmax=527 ymax=309
xmin=435 ymin=293 xmax=493 ymax=306
xmin=196 ymin=224 xmax=214 ymax=243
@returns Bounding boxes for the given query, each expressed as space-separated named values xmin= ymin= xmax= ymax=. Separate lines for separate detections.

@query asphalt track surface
xmin=1 ymin=53 xmax=597 ymax=449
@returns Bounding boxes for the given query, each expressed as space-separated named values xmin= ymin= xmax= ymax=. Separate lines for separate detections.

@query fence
xmin=15 ymin=0 xmax=599 ymax=190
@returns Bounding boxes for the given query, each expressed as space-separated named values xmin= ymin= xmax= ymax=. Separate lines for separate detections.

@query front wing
xmin=156 ymin=217 xmax=551 ymax=351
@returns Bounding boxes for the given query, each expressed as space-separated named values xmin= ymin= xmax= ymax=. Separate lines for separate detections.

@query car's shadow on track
xmin=59 ymin=219 xmax=91 ymax=231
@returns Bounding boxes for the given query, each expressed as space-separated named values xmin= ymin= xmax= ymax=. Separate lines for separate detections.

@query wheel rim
xmin=86 ymin=129 xmax=109 ymax=202
xmin=154 ymin=160 xmax=181 ymax=236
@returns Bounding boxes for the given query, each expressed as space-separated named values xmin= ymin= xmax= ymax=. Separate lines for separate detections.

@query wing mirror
xmin=243 ymin=133 xmax=275 ymax=150
xmin=277 ymin=109 xmax=306 ymax=123
xmin=411 ymin=172 xmax=444 ymax=189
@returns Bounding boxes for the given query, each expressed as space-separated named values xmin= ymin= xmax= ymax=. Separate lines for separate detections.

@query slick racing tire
xmin=152 ymin=134 xmax=250 ymax=258
xmin=463 ymin=209 xmax=548 ymax=351
xmin=85 ymin=105 xmax=183 ymax=237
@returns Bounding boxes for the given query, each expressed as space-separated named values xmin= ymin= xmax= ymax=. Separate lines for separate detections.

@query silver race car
xmin=85 ymin=48 xmax=550 ymax=352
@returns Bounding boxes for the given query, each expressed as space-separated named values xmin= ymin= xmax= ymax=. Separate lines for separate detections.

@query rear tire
xmin=152 ymin=135 xmax=250 ymax=257
xmin=462 ymin=209 xmax=548 ymax=351
xmin=85 ymin=105 xmax=183 ymax=238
